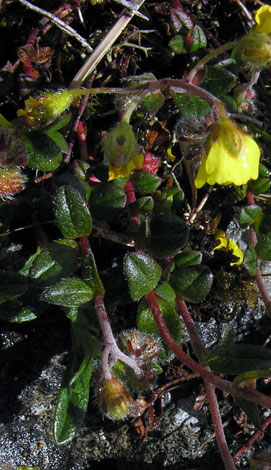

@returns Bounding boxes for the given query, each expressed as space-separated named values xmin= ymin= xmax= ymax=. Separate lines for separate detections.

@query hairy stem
xmin=94 ymin=295 xmax=142 ymax=377
xmin=186 ymin=41 xmax=238 ymax=84
xmin=205 ymin=381 xmax=237 ymax=470
xmin=145 ymin=290 xmax=271 ymax=409
xmin=176 ymin=295 xmax=237 ymax=470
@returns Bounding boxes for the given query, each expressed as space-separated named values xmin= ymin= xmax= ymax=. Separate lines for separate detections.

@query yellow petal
xmin=213 ymin=230 xmax=244 ymax=266
xmin=254 ymin=5 xmax=271 ymax=33
xmin=195 ymin=119 xmax=260 ymax=188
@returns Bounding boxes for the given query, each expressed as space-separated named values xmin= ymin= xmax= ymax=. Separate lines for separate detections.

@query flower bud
xmin=104 ymin=121 xmax=143 ymax=180
xmin=235 ymin=32 xmax=271 ymax=67
xmin=104 ymin=121 xmax=138 ymax=168
xmin=17 ymin=88 xmax=90 ymax=123
xmin=95 ymin=377 xmax=133 ymax=420
xmin=118 ymin=329 xmax=161 ymax=361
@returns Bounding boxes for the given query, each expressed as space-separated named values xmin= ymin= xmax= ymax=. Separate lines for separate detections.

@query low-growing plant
xmin=2 ymin=1 xmax=271 ymax=469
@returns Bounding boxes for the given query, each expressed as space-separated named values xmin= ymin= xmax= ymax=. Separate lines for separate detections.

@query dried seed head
xmin=118 ymin=329 xmax=162 ymax=361
xmin=0 ymin=167 xmax=26 ymax=199
xmin=95 ymin=377 xmax=133 ymax=421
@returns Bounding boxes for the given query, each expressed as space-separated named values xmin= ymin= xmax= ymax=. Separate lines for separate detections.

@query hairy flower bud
xmin=236 ymin=32 xmax=271 ymax=67
xmin=17 ymin=88 xmax=90 ymax=123
xmin=104 ymin=121 xmax=143 ymax=180
xmin=95 ymin=377 xmax=133 ymax=420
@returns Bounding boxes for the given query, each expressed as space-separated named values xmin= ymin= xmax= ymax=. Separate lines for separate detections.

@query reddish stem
xmin=205 ymin=381 xmax=237 ymax=470
xmin=145 ymin=290 xmax=271 ymax=409
xmin=125 ymin=180 xmax=140 ymax=231
xmin=176 ymin=295 xmax=236 ymax=469
xmin=77 ymin=121 xmax=89 ymax=161
xmin=176 ymin=295 xmax=205 ymax=358
xmin=234 ymin=413 xmax=271 ymax=464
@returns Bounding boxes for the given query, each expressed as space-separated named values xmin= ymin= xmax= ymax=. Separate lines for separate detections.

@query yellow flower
xmin=195 ymin=119 xmax=260 ymax=188
xmin=213 ymin=230 xmax=244 ymax=266
xmin=108 ymin=153 xmax=144 ymax=180
xmin=254 ymin=5 xmax=271 ymax=33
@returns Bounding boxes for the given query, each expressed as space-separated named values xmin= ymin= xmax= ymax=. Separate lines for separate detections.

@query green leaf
xmin=239 ymin=205 xmax=263 ymax=227
xmin=174 ymin=250 xmax=202 ymax=267
xmin=0 ymin=271 xmax=27 ymax=304
xmin=170 ymin=265 xmax=213 ymax=303
xmin=29 ymin=239 xmax=78 ymax=285
xmin=130 ymin=172 xmax=161 ymax=194
xmin=249 ymin=174 xmax=270 ymax=195
xmin=81 ymin=248 xmax=104 ymax=296
xmin=54 ymin=186 xmax=92 ymax=238
xmin=132 ymin=196 xmax=154 ymax=212
xmin=243 ymin=245 xmax=257 ymax=276
xmin=155 ymin=281 xmax=176 ymax=307
xmin=90 ymin=182 xmax=126 ymax=220
xmin=147 ymin=214 xmax=189 ymax=258
xmin=208 ymin=343 xmax=271 ymax=375
xmin=169 ymin=35 xmax=186 ymax=54
xmin=190 ymin=25 xmax=207 ymax=52
xmin=140 ymin=92 xmax=164 ymax=113
xmin=123 ymin=252 xmax=162 ymax=301
xmin=201 ymin=65 xmax=236 ymax=97
xmin=0 ymin=113 xmax=11 ymax=128
xmin=53 ymin=173 xmax=90 ymax=202
xmin=45 ymin=114 xmax=71 ymax=132
xmin=137 ymin=295 xmax=182 ymax=359
xmin=0 ymin=300 xmax=38 ymax=322
xmin=173 ymin=93 xmax=211 ymax=119
xmin=53 ymin=354 xmax=92 ymax=444
xmin=22 ymin=130 xmax=62 ymax=171
xmin=40 ymin=278 xmax=93 ymax=307
xmin=45 ymin=129 xmax=68 ymax=152
xmin=255 ymin=232 xmax=271 ymax=260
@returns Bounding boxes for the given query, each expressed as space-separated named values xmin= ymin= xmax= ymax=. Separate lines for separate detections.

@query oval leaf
xmin=22 ymin=130 xmax=62 ymax=171
xmin=130 ymin=172 xmax=161 ymax=195
xmin=123 ymin=252 xmax=162 ymax=300
xmin=239 ymin=205 xmax=263 ymax=227
xmin=30 ymin=239 xmax=78 ymax=285
xmin=54 ymin=186 xmax=92 ymax=238
xmin=201 ymin=65 xmax=236 ymax=97
xmin=170 ymin=265 xmax=213 ymax=303
xmin=90 ymin=182 xmax=126 ymax=220
xmin=174 ymin=250 xmax=202 ymax=267
xmin=53 ymin=355 xmax=92 ymax=444
xmin=208 ymin=343 xmax=271 ymax=375
xmin=173 ymin=93 xmax=211 ymax=119
xmin=41 ymin=278 xmax=93 ymax=307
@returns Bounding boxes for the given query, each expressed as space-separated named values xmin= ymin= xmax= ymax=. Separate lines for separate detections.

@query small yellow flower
xmin=213 ymin=230 xmax=244 ymax=266
xmin=254 ymin=5 xmax=271 ymax=33
xmin=195 ymin=118 xmax=260 ymax=188
xmin=108 ymin=153 xmax=144 ymax=180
